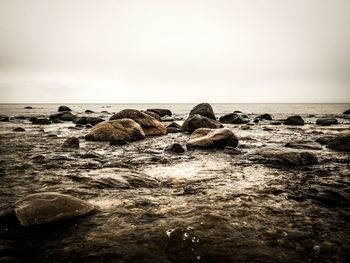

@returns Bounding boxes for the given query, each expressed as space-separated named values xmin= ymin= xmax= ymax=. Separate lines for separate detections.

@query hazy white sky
xmin=0 ymin=0 xmax=349 ymax=103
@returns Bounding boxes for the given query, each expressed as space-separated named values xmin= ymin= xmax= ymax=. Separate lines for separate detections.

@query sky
xmin=0 ymin=0 xmax=349 ymax=103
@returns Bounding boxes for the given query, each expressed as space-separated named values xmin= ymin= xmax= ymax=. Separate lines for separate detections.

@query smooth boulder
xmin=189 ymin=103 xmax=216 ymax=120
xmin=146 ymin=108 xmax=172 ymax=117
xmin=58 ymin=106 xmax=72 ymax=112
xmin=15 ymin=192 xmax=95 ymax=226
xmin=284 ymin=115 xmax=304 ymax=126
xmin=316 ymin=118 xmax=338 ymax=126
xmin=110 ymin=109 xmax=167 ymax=136
xmin=181 ymin=114 xmax=223 ymax=133
xmin=326 ymin=133 xmax=350 ymax=152
xmin=86 ymin=119 xmax=145 ymax=141
xmin=219 ymin=113 xmax=250 ymax=124
xmin=187 ymin=128 xmax=238 ymax=149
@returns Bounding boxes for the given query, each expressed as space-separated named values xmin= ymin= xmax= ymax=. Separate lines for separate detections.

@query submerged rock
xmin=181 ymin=114 xmax=223 ymax=133
xmin=219 ymin=113 xmax=250 ymax=124
xmin=146 ymin=108 xmax=172 ymax=117
xmin=110 ymin=109 xmax=167 ymax=136
xmin=189 ymin=103 xmax=216 ymax=120
xmin=0 ymin=115 xmax=10 ymax=122
xmin=15 ymin=192 xmax=95 ymax=226
xmin=58 ymin=105 xmax=72 ymax=112
xmin=284 ymin=115 xmax=304 ymax=126
xmin=85 ymin=110 xmax=94 ymax=113
xmin=24 ymin=106 xmax=33 ymax=109
xmin=285 ymin=140 xmax=322 ymax=150
xmin=256 ymin=113 xmax=273 ymax=121
xmin=326 ymin=133 xmax=350 ymax=152
xmin=62 ymin=137 xmax=79 ymax=148
xmin=86 ymin=119 xmax=145 ymax=141
xmin=316 ymin=118 xmax=338 ymax=126
xmin=13 ymin=127 xmax=25 ymax=132
xmin=31 ymin=118 xmax=51 ymax=125
xmin=187 ymin=128 xmax=238 ymax=149
xmin=259 ymin=150 xmax=318 ymax=166
xmin=74 ymin=117 xmax=104 ymax=126
xmin=165 ymin=143 xmax=185 ymax=153
xmin=315 ymin=136 xmax=333 ymax=145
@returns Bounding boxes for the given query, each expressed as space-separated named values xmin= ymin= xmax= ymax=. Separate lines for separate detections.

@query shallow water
xmin=0 ymin=103 xmax=350 ymax=262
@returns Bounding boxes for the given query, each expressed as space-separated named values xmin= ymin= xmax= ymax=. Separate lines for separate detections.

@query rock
xmin=167 ymin=122 xmax=181 ymax=129
xmin=224 ymin=146 xmax=242 ymax=155
xmin=62 ymin=137 xmax=79 ymax=148
xmin=259 ymin=150 xmax=318 ymax=166
xmin=285 ymin=140 xmax=322 ymax=150
xmin=80 ymin=152 xmax=102 ymax=158
xmin=315 ymin=136 xmax=333 ymax=145
xmin=167 ymin=127 xmax=180 ymax=133
xmin=189 ymin=103 xmax=216 ymax=120
xmin=316 ymin=118 xmax=338 ymax=126
xmin=165 ymin=143 xmax=185 ymax=153
xmin=181 ymin=114 xmax=223 ymax=133
xmin=86 ymin=119 xmax=145 ymax=141
xmin=31 ymin=118 xmax=51 ymax=125
xmin=326 ymin=133 xmax=350 ymax=151
xmin=0 ymin=115 xmax=10 ymax=122
xmin=13 ymin=116 xmax=27 ymax=120
xmin=187 ymin=128 xmax=239 ymax=149
xmin=52 ymin=119 xmax=63 ymax=123
xmin=12 ymin=127 xmax=25 ymax=132
xmin=142 ymin=111 xmax=161 ymax=121
xmin=73 ymin=117 xmax=104 ymax=126
xmin=58 ymin=106 xmax=72 ymax=112
xmin=24 ymin=106 xmax=33 ymax=109
xmin=85 ymin=110 xmax=94 ymax=113
xmin=284 ymin=115 xmax=304 ymax=126
xmin=146 ymin=108 xmax=172 ymax=117
xmin=256 ymin=113 xmax=273 ymax=121
xmin=14 ymin=192 xmax=95 ymax=226
xmin=343 ymin=109 xmax=350 ymax=115
xmin=161 ymin=115 xmax=174 ymax=122
xmin=270 ymin=121 xmax=283 ymax=125
xmin=110 ymin=109 xmax=167 ymax=136
xmin=219 ymin=113 xmax=250 ymax=124
xmin=49 ymin=112 xmax=77 ymax=122
xmin=109 ymin=139 xmax=128 ymax=146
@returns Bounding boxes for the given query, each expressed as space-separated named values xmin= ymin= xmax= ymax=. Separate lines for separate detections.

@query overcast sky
xmin=0 ymin=0 xmax=349 ymax=103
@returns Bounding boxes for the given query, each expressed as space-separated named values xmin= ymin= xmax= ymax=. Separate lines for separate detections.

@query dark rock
xmin=284 ymin=115 xmax=304 ymax=125
xmin=49 ymin=112 xmax=77 ymax=122
xmin=85 ymin=124 xmax=93 ymax=128
xmin=142 ymin=111 xmax=161 ymax=121
xmin=80 ymin=152 xmax=102 ymax=158
xmin=31 ymin=118 xmax=51 ymax=125
xmin=224 ymin=146 xmax=242 ymax=155
xmin=110 ymin=139 xmax=128 ymax=146
xmin=146 ymin=108 xmax=172 ymax=117
xmin=75 ymin=124 xmax=84 ymax=128
xmin=260 ymin=150 xmax=318 ymax=166
xmin=15 ymin=192 xmax=96 ymax=226
xmin=189 ymin=103 xmax=216 ymax=120
xmin=181 ymin=114 xmax=223 ymax=133
xmin=270 ymin=121 xmax=283 ymax=125
xmin=285 ymin=140 xmax=322 ymax=150
xmin=52 ymin=119 xmax=63 ymax=123
xmin=0 ymin=115 xmax=10 ymax=122
xmin=73 ymin=117 xmax=104 ymax=126
xmin=12 ymin=127 xmax=25 ymax=132
xmin=165 ymin=143 xmax=185 ymax=153
xmin=256 ymin=113 xmax=273 ymax=121
xmin=219 ymin=113 xmax=250 ymax=124
xmin=24 ymin=106 xmax=33 ymax=109
xmin=58 ymin=105 xmax=72 ymax=112
xmin=85 ymin=110 xmax=94 ymax=113
xmin=315 ymin=136 xmax=333 ymax=145
xmin=167 ymin=122 xmax=181 ymax=129
xmin=187 ymin=128 xmax=239 ymax=149
xmin=161 ymin=115 xmax=174 ymax=122
xmin=316 ymin=118 xmax=338 ymax=126
xmin=62 ymin=137 xmax=79 ymax=148
xmin=343 ymin=109 xmax=350 ymax=115
xmin=167 ymin=127 xmax=180 ymax=133
xmin=86 ymin=119 xmax=145 ymax=141
xmin=326 ymin=133 xmax=350 ymax=151
xmin=13 ymin=116 xmax=27 ymax=120
xmin=110 ymin=109 xmax=167 ymax=136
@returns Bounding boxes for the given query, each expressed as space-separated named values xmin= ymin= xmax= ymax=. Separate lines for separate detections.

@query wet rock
xmin=189 ymin=103 xmax=216 ymax=120
xmin=12 ymin=127 xmax=25 ymax=132
xmin=80 ymin=152 xmax=102 ymax=158
xmin=85 ymin=110 xmax=94 ymax=113
xmin=181 ymin=114 xmax=223 ymax=133
xmin=0 ymin=115 xmax=10 ymax=122
xmin=271 ymin=121 xmax=283 ymax=125
xmin=85 ymin=124 xmax=92 ymax=128
xmin=109 ymin=139 xmax=128 ymax=146
xmin=13 ymin=116 xmax=27 ymax=120
xmin=24 ymin=106 xmax=33 ymax=109
xmin=62 ymin=137 xmax=79 ymax=148
xmin=187 ymin=128 xmax=239 ymax=149
xmin=31 ymin=118 xmax=51 ymax=125
xmin=284 ymin=115 xmax=304 ymax=126
xmin=142 ymin=110 xmax=161 ymax=121
xmin=343 ymin=109 xmax=350 ymax=115
xmin=224 ymin=146 xmax=242 ymax=155
xmin=58 ymin=105 xmax=72 ymax=112
xmin=310 ymin=189 xmax=350 ymax=206
xmin=256 ymin=113 xmax=273 ymax=121
xmin=167 ymin=127 xmax=180 ymax=133
xmin=110 ymin=109 xmax=167 ymax=136
xmin=146 ymin=108 xmax=172 ymax=117
xmin=219 ymin=113 xmax=250 ymax=124
xmin=165 ymin=143 xmax=185 ymax=153
xmin=52 ymin=119 xmax=63 ymax=124
xmin=86 ymin=119 xmax=145 ymax=141
xmin=49 ymin=112 xmax=77 ymax=122
xmin=167 ymin=122 xmax=181 ymax=129
xmin=326 ymin=133 xmax=350 ymax=151
xmin=73 ymin=117 xmax=104 ymax=126
xmin=315 ymin=136 xmax=333 ymax=145
xmin=259 ymin=150 xmax=318 ymax=166
xmin=15 ymin=192 xmax=96 ymax=226
xmin=285 ymin=140 xmax=322 ymax=150
xmin=161 ymin=115 xmax=174 ymax=122
xmin=316 ymin=118 xmax=338 ymax=126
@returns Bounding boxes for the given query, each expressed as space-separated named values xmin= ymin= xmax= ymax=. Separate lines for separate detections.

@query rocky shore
xmin=0 ymin=103 xmax=350 ymax=263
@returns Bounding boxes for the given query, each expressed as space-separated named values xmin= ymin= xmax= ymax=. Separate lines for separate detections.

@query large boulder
xmin=110 ymin=109 xmax=166 ymax=136
xmin=187 ymin=128 xmax=238 ymax=149
xmin=58 ymin=105 xmax=72 ymax=112
xmin=86 ymin=119 xmax=145 ymax=141
xmin=316 ymin=118 xmax=338 ymax=126
xmin=343 ymin=109 xmax=350 ymax=115
xmin=285 ymin=140 xmax=322 ymax=150
xmin=219 ymin=113 xmax=250 ymax=124
xmin=284 ymin=115 xmax=304 ymax=126
xmin=326 ymin=133 xmax=350 ymax=152
xmin=181 ymin=114 xmax=223 ymax=133
xmin=15 ymin=192 xmax=95 ymax=226
xmin=146 ymin=108 xmax=172 ymax=117
xmin=189 ymin=103 xmax=216 ymax=120
xmin=49 ymin=112 xmax=77 ymax=122
xmin=259 ymin=150 xmax=318 ymax=166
